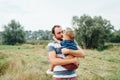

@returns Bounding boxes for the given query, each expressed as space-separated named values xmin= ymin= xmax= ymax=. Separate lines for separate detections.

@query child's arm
xmin=61 ymin=47 xmax=85 ymax=58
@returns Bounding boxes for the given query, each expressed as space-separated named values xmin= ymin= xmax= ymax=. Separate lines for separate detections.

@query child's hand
xmin=53 ymin=36 xmax=60 ymax=43
xmin=61 ymin=48 xmax=70 ymax=54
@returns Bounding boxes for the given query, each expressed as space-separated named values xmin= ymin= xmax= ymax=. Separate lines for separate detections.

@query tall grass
xmin=0 ymin=43 xmax=120 ymax=80
xmin=0 ymin=52 xmax=8 ymax=76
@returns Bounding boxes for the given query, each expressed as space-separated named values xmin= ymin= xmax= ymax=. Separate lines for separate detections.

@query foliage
xmin=72 ymin=14 xmax=114 ymax=49
xmin=25 ymin=30 xmax=52 ymax=41
xmin=110 ymin=29 xmax=120 ymax=43
xmin=2 ymin=20 xmax=25 ymax=45
xmin=26 ymin=40 xmax=50 ymax=46
xmin=0 ymin=32 xmax=2 ymax=44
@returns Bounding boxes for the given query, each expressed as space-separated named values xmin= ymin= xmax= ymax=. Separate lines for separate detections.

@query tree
xmin=2 ymin=20 xmax=25 ymax=45
xmin=110 ymin=29 xmax=120 ymax=43
xmin=72 ymin=14 xmax=114 ymax=49
xmin=0 ymin=32 xmax=2 ymax=44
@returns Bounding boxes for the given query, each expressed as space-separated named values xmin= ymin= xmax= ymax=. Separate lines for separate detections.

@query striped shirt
xmin=47 ymin=41 xmax=77 ymax=78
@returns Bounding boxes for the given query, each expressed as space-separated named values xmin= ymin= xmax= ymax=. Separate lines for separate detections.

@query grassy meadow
xmin=0 ymin=43 xmax=120 ymax=80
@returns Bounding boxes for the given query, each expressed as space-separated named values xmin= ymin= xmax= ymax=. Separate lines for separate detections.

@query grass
xmin=0 ymin=43 xmax=120 ymax=80
xmin=0 ymin=44 xmax=32 ymax=50
xmin=0 ymin=52 xmax=9 ymax=76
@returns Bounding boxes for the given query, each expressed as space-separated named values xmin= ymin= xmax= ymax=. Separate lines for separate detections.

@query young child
xmin=46 ymin=28 xmax=79 ymax=74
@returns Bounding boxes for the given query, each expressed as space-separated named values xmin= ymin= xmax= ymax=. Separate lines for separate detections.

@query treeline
xmin=0 ymin=20 xmax=52 ymax=45
xmin=0 ymin=14 xmax=120 ymax=50
xmin=25 ymin=30 xmax=52 ymax=41
xmin=25 ymin=30 xmax=52 ymax=45
xmin=110 ymin=30 xmax=120 ymax=43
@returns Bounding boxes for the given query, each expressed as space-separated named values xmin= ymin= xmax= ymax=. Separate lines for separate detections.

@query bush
xmin=26 ymin=40 xmax=50 ymax=45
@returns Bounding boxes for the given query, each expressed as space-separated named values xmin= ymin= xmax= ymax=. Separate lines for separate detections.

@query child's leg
xmin=62 ymin=55 xmax=79 ymax=70
xmin=50 ymin=64 xmax=54 ymax=71
xmin=46 ymin=64 xmax=54 ymax=75
xmin=65 ymin=55 xmax=74 ymax=59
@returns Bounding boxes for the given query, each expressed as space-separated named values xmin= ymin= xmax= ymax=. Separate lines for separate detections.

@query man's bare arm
xmin=48 ymin=51 xmax=79 ymax=66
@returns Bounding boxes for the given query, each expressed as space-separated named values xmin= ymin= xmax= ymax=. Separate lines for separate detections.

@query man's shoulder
xmin=47 ymin=41 xmax=61 ymax=49
xmin=47 ymin=41 xmax=56 ymax=47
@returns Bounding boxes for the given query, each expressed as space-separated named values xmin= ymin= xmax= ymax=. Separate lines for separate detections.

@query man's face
xmin=54 ymin=27 xmax=63 ymax=40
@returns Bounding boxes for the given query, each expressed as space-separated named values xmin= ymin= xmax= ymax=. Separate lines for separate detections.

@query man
xmin=47 ymin=25 xmax=85 ymax=80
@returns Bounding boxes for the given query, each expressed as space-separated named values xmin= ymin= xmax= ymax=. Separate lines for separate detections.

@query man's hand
xmin=72 ymin=57 xmax=79 ymax=67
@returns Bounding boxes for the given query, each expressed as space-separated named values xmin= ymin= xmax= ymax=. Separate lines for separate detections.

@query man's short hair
xmin=52 ymin=25 xmax=61 ymax=34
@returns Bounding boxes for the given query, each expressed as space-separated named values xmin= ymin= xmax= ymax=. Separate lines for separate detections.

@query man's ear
xmin=52 ymin=34 xmax=54 ymax=36
xmin=52 ymin=34 xmax=56 ymax=39
xmin=52 ymin=34 xmax=55 ymax=38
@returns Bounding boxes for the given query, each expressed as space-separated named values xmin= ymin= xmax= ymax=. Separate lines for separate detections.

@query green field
xmin=0 ymin=44 xmax=120 ymax=80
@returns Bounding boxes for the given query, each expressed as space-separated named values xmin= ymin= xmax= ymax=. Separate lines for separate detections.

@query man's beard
xmin=56 ymin=38 xmax=63 ymax=41
xmin=55 ymin=35 xmax=63 ymax=41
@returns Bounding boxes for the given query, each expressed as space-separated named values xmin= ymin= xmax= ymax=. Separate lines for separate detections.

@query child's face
xmin=63 ymin=31 xmax=67 ymax=38
xmin=62 ymin=31 xmax=70 ymax=40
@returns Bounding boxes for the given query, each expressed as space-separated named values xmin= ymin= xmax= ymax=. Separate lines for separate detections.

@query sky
xmin=0 ymin=0 xmax=120 ymax=31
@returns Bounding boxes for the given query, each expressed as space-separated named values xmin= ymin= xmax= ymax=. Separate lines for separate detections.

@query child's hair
xmin=64 ymin=28 xmax=75 ymax=40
